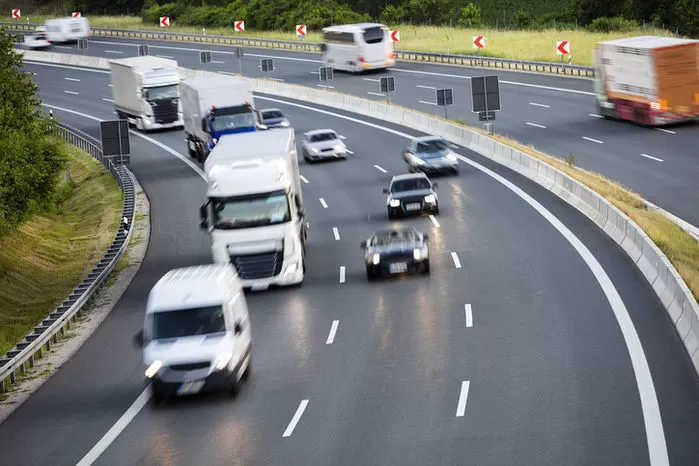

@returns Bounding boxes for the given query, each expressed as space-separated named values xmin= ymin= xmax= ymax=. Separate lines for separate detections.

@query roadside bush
xmin=457 ymin=3 xmax=483 ymax=28
xmin=380 ymin=4 xmax=407 ymax=25
xmin=588 ymin=16 xmax=640 ymax=32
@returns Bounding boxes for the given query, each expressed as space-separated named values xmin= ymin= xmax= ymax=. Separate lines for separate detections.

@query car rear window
xmin=363 ymin=27 xmax=384 ymax=44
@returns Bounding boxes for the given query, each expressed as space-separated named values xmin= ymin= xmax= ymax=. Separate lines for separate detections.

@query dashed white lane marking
xmin=417 ymin=84 xmax=436 ymax=89
xmin=317 ymin=84 xmax=334 ymax=89
xmin=326 ymin=320 xmax=339 ymax=344
xmin=589 ymin=113 xmax=603 ymax=118
xmin=451 ymin=252 xmax=462 ymax=269
xmin=107 ymin=84 xmax=112 ymax=87
xmin=56 ymin=45 xmax=72 ymax=49
xmin=640 ymin=153 xmax=664 ymax=162
xmin=373 ymin=164 xmax=387 ymax=173
xmin=319 ymin=198 xmax=328 ymax=208
xmin=212 ymin=60 xmax=224 ymax=64
xmin=429 ymin=215 xmax=440 ymax=228
xmin=656 ymin=128 xmax=676 ymax=134
xmin=464 ymin=304 xmax=473 ymax=328
xmin=526 ymin=122 xmax=547 ymax=129
xmin=156 ymin=55 xmax=174 ymax=58
xmin=64 ymin=90 xmax=79 ymax=95
xmin=367 ymin=92 xmax=385 ymax=97
xmin=582 ymin=136 xmax=603 ymax=144
xmin=339 ymin=266 xmax=346 ymax=283
xmin=105 ymin=50 xmax=123 ymax=54
xmin=333 ymin=227 xmax=340 ymax=241
xmin=529 ymin=102 xmax=550 ymax=108
xmin=363 ymin=78 xmax=379 ymax=82
xmin=65 ymin=77 xmax=80 ymax=82
xmin=75 ymin=387 xmax=151 ymax=465
xmin=102 ymin=98 xmax=115 ymax=103
xmin=299 ymin=175 xmax=309 ymax=184
xmin=456 ymin=381 xmax=471 ymax=417
xmin=269 ymin=78 xmax=285 ymax=82
xmin=419 ymin=100 xmax=437 ymax=105
xmin=346 ymin=149 xmax=354 ymax=155
xmin=282 ymin=400 xmax=309 ymax=437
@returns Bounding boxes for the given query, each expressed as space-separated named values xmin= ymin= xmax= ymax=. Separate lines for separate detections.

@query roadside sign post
xmin=296 ymin=24 xmax=307 ymax=40
xmin=200 ymin=50 xmax=212 ymax=64
xmin=260 ymin=58 xmax=274 ymax=73
xmin=100 ymin=120 xmax=131 ymax=166
xmin=471 ymin=75 xmax=501 ymax=133
xmin=319 ymin=66 xmax=334 ymax=82
xmin=137 ymin=44 xmax=149 ymax=56
xmin=390 ymin=30 xmax=400 ymax=42
xmin=436 ymin=88 xmax=454 ymax=119
xmin=235 ymin=46 xmax=244 ymax=75
xmin=159 ymin=17 xmax=169 ymax=28
xmin=77 ymin=38 xmax=88 ymax=55
xmin=234 ymin=21 xmax=245 ymax=34
xmin=556 ymin=40 xmax=570 ymax=63
xmin=473 ymin=35 xmax=485 ymax=57
xmin=379 ymin=76 xmax=395 ymax=104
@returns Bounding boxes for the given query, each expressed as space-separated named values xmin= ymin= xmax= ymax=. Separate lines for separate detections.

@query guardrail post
xmin=9 ymin=370 xmax=15 ymax=385
xmin=28 ymin=355 xmax=34 ymax=368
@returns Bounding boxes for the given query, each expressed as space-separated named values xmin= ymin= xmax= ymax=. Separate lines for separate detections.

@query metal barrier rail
xmin=0 ymin=121 xmax=135 ymax=394
xmin=0 ymin=22 xmax=595 ymax=77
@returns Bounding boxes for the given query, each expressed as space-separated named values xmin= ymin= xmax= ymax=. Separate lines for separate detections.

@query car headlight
xmin=446 ymin=153 xmax=457 ymax=162
xmin=372 ymin=253 xmax=380 ymax=265
xmin=145 ymin=360 xmax=162 ymax=378
xmin=413 ymin=248 xmax=422 ymax=260
xmin=281 ymin=120 xmax=290 ymax=127
xmin=389 ymin=199 xmax=400 ymax=207
xmin=424 ymin=194 xmax=435 ymax=203
xmin=414 ymin=157 xmax=426 ymax=165
xmin=214 ymin=351 xmax=233 ymax=371
xmin=311 ymin=147 xmax=319 ymax=153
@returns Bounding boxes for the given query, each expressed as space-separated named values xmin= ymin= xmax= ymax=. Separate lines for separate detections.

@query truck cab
xmin=204 ymin=103 xmax=264 ymax=151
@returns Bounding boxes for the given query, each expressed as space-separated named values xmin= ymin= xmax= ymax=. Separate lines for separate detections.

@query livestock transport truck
xmin=593 ymin=36 xmax=699 ymax=126
xmin=180 ymin=75 xmax=264 ymax=163
xmin=108 ymin=56 xmax=184 ymax=131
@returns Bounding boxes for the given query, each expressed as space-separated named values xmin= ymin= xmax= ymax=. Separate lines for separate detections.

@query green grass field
xmin=11 ymin=15 xmax=676 ymax=65
xmin=0 ymin=142 xmax=122 ymax=357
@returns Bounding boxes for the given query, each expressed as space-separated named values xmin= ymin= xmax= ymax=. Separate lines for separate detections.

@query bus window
xmin=323 ymin=31 xmax=355 ymax=43
xmin=362 ymin=27 xmax=384 ymax=44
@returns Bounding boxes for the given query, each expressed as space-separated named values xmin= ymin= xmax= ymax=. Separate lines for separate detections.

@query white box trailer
xmin=199 ymin=128 xmax=306 ymax=290
xmin=44 ymin=17 xmax=89 ymax=43
xmin=108 ymin=56 xmax=183 ymax=131
xmin=180 ymin=76 xmax=261 ymax=162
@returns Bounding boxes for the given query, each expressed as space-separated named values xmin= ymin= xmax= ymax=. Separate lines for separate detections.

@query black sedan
xmin=402 ymin=136 xmax=460 ymax=174
xmin=260 ymin=108 xmax=290 ymax=128
xmin=361 ymin=228 xmax=430 ymax=280
xmin=383 ymin=173 xmax=439 ymax=219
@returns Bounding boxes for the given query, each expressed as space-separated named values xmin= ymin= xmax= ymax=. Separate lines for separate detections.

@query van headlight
xmin=424 ymin=194 xmax=435 ymax=203
xmin=372 ymin=253 xmax=380 ymax=265
xmin=214 ymin=351 xmax=233 ymax=371
xmin=145 ymin=360 xmax=162 ymax=378
xmin=389 ymin=199 xmax=400 ymax=207
xmin=413 ymin=248 xmax=421 ymax=260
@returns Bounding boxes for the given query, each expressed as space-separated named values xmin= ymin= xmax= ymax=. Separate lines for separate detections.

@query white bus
xmin=321 ymin=23 xmax=395 ymax=73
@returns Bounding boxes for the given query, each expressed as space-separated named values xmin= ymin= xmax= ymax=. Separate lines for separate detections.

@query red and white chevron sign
xmin=472 ymin=35 xmax=485 ymax=49
xmin=556 ymin=40 xmax=570 ymax=55
xmin=159 ymin=16 xmax=170 ymax=27
xmin=72 ymin=11 xmax=81 ymax=18
xmin=234 ymin=20 xmax=244 ymax=32
xmin=296 ymin=24 xmax=306 ymax=38
xmin=390 ymin=30 xmax=400 ymax=42
xmin=11 ymin=9 xmax=20 ymax=18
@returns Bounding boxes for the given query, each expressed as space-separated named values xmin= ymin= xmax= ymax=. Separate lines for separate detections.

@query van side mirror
xmin=382 ymin=188 xmax=389 ymax=194
xmin=199 ymin=204 xmax=209 ymax=229
xmin=422 ymin=234 xmax=429 ymax=241
xmin=133 ymin=329 xmax=145 ymax=348
xmin=360 ymin=240 xmax=367 ymax=249
xmin=432 ymin=183 xmax=439 ymax=188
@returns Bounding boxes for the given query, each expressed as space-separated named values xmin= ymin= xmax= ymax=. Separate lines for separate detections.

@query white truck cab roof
xmin=206 ymin=158 xmax=291 ymax=198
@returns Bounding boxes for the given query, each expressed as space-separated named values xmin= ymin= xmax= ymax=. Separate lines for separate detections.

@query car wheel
xmin=422 ymin=260 xmax=430 ymax=274
xmin=387 ymin=208 xmax=394 ymax=220
xmin=229 ymin=378 xmax=240 ymax=398
xmin=433 ymin=204 xmax=440 ymax=215
xmin=366 ymin=267 xmax=376 ymax=281
xmin=151 ymin=389 xmax=166 ymax=406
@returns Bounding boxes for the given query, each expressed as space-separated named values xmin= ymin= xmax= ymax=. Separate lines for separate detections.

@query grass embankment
xmin=11 ymin=15 xmax=676 ymax=66
xmin=0 ymin=142 xmax=122 ymax=357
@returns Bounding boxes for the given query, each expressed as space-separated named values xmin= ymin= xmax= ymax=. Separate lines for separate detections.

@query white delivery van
xmin=134 ymin=264 xmax=252 ymax=405
xmin=44 ymin=17 xmax=89 ymax=43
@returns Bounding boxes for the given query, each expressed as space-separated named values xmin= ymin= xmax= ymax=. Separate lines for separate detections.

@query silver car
xmin=301 ymin=129 xmax=347 ymax=162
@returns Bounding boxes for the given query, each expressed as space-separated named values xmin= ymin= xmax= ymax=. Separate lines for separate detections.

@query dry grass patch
xmin=0 ymin=142 xmax=122 ymax=357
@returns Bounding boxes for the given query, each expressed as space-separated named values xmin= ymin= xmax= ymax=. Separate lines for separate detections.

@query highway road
xmin=23 ymin=36 xmax=699 ymax=227
xmin=0 ymin=60 xmax=697 ymax=465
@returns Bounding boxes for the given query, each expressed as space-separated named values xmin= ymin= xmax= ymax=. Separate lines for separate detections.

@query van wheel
xmin=229 ymin=379 xmax=240 ymax=398
xmin=242 ymin=357 xmax=251 ymax=381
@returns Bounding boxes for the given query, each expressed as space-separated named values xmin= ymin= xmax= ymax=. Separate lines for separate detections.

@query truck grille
xmin=170 ymin=362 xmax=210 ymax=371
xmin=230 ymin=248 xmax=284 ymax=279
xmin=150 ymin=99 xmax=179 ymax=124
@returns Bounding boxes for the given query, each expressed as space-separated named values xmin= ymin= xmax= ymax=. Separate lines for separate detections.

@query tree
xmin=0 ymin=29 xmax=67 ymax=237
xmin=457 ymin=3 xmax=482 ymax=27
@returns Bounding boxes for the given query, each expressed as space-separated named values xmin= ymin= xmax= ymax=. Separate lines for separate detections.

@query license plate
xmin=405 ymin=203 xmax=421 ymax=211
xmin=177 ymin=380 xmax=204 ymax=395
xmin=389 ymin=262 xmax=407 ymax=274
xmin=251 ymin=283 xmax=269 ymax=291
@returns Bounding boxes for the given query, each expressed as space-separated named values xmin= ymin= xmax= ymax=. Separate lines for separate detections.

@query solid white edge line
xmin=429 ymin=215 xmax=440 ymax=228
xmin=464 ymin=304 xmax=473 ymax=328
xmin=319 ymin=198 xmax=328 ymax=208
xmin=450 ymin=252 xmax=462 ymax=268
xmin=640 ymin=153 xmax=664 ymax=162
xmin=75 ymin=387 xmax=151 ymax=466
xmin=326 ymin=320 xmax=339 ymax=345
xmin=525 ymin=122 xmax=547 ymax=129
xmin=529 ymin=102 xmax=550 ymax=108
xmin=332 ymin=227 xmax=340 ymax=241
xmin=282 ymin=400 xmax=310 ymax=437
xmin=582 ymin=136 xmax=604 ymax=144
xmin=456 ymin=380 xmax=470 ymax=417
xmin=299 ymin=175 xmax=309 ymax=184
xmin=339 ymin=266 xmax=346 ymax=283
xmin=373 ymin=164 xmax=387 ymax=173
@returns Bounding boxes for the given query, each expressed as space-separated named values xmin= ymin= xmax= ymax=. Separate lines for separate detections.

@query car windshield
xmin=372 ymin=231 xmax=417 ymax=246
xmin=309 ymin=132 xmax=336 ymax=143
xmin=416 ymin=139 xmax=449 ymax=155
xmin=145 ymin=84 xmax=178 ymax=101
xmin=211 ymin=112 xmax=256 ymax=132
xmin=391 ymin=178 xmax=431 ymax=192
xmin=149 ymin=306 xmax=225 ymax=340
xmin=212 ymin=193 xmax=291 ymax=229
xmin=263 ymin=110 xmax=284 ymax=119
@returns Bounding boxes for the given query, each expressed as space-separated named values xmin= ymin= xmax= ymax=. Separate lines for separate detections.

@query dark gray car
xmin=361 ymin=228 xmax=430 ymax=280
xmin=383 ymin=173 xmax=439 ymax=219
xmin=260 ymin=108 xmax=290 ymax=128
xmin=403 ymin=136 xmax=459 ymax=174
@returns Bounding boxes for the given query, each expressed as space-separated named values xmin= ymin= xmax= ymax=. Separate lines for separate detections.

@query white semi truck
xmin=180 ymin=76 xmax=265 ymax=163
xmin=108 ymin=56 xmax=183 ymax=131
xmin=199 ymin=128 xmax=307 ymax=290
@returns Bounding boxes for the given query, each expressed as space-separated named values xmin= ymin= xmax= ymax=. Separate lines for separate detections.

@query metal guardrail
xmin=0 ymin=121 xmax=135 ymax=394
xmin=0 ymin=22 xmax=595 ymax=77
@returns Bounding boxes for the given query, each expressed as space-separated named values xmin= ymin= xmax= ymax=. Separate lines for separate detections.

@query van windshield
xmin=149 ymin=306 xmax=225 ymax=339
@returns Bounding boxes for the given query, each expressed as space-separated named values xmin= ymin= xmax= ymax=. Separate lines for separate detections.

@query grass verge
xmin=0 ymin=141 xmax=123 ymax=357
xmin=11 ymin=15 xmax=677 ymax=66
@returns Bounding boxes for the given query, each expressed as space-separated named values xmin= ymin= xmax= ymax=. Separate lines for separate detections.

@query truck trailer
xmin=108 ymin=56 xmax=183 ymax=131
xmin=199 ymin=128 xmax=306 ymax=290
xmin=180 ymin=76 xmax=263 ymax=163
xmin=593 ymin=36 xmax=699 ymax=126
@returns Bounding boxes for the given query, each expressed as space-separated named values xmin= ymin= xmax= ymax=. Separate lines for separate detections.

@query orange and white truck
xmin=593 ymin=36 xmax=699 ymax=126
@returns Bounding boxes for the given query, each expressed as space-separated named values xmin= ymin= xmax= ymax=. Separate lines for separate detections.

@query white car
xmin=24 ymin=28 xmax=51 ymax=49
xmin=301 ymin=129 xmax=347 ymax=162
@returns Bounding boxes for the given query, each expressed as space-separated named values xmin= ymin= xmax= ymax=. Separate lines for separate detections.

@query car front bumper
xmin=367 ymin=258 xmax=427 ymax=276
xmin=306 ymin=149 xmax=347 ymax=160
xmin=389 ymin=200 xmax=438 ymax=216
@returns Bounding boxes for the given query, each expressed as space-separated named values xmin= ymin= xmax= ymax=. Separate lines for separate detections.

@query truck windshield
xmin=145 ymin=85 xmax=178 ymax=101
xmin=149 ymin=306 xmax=225 ymax=340
xmin=210 ymin=113 xmax=256 ymax=133
xmin=212 ymin=193 xmax=291 ymax=229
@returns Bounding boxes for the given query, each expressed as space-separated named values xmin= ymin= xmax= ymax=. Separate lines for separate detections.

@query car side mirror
xmin=338 ymin=135 xmax=346 ymax=140
xmin=199 ymin=204 xmax=209 ymax=229
xmin=133 ymin=329 xmax=145 ymax=348
xmin=422 ymin=234 xmax=429 ymax=241
xmin=432 ymin=183 xmax=439 ymax=188
xmin=360 ymin=240 xmax=367 ymax=249
xmin=234 ymin=321 xmax=242 ymax=335
xmin=382 ymin=188 xmax=389 ymax=194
